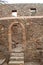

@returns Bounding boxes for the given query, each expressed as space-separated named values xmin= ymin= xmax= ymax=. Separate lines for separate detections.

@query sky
xmin=2 ymin=0 xmax=43 ymax=3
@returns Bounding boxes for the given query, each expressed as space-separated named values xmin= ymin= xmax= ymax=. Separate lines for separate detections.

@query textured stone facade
xmin=0 ymin=4 xmax=43 ymax=17
xmin=0 ymin=17 xmax=43 ymax=65
xmin=0 ymin=4 xmax=43 ymax=65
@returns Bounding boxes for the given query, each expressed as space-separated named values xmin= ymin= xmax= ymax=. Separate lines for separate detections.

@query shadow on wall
xmin=0 ymin=44 xmax=10 ymax=64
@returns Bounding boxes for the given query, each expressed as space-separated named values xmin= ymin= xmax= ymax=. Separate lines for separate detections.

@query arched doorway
xmin=8 ymin=21 xmax=26 ymax=52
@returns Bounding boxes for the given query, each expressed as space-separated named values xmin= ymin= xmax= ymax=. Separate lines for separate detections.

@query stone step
xmin=10 ymin=57 xmax=24 ymax=60
xmin=11 ymin=50 xmax=23 ymax=52
xmin=9 ymin=61 xmax=24 ymax=64
xmin=10 ymin=59 xmax=24 ymax=61
xmin=11 ymin=47 xmax=24 ymax=52
xmin=10 ymin=53 xmax=24 ymax=57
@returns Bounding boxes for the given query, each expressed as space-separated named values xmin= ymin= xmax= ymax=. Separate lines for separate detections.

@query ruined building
xmin=0 ymin=4 xmax=43 ymax=65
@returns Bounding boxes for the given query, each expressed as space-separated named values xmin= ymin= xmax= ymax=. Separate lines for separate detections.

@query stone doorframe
xmin=8 ymin=21 xmax=26 ymax=52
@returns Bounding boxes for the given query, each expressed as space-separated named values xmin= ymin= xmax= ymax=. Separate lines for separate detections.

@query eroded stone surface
xmin=0 ymin=18 xmax=43 ymax=64
xmin=25 ymin=62 xmax=41 ymax=65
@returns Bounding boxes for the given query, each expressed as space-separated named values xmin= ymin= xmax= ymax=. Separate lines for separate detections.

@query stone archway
xmin=8 ymin=21 xmax=26 ymax=52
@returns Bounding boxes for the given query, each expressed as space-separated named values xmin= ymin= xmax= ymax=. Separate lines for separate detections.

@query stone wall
xmin=0 ymin=4 xmax=43 ymax=17
xmin=25 ymin=18 xmax=43 ymax=63
xmin=0 ymin=17 xmax=43 ymax=64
